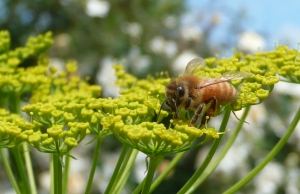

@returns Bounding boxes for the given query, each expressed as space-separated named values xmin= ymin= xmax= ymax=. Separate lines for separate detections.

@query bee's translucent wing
xmin=184 ymin=58 xmax=206 ymax=75
xmin=199 ymin=71 xmax=253 ymax=88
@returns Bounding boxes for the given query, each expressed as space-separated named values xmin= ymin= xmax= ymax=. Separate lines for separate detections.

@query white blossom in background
xmin=96 ymin=150 xmax=123 ymax=193
xmin=213 ymin=136 xmax=251 ymax=175
xmin=54 ymin=33 xmax=71 ymax=49
xmin=127 ymin=47 xmax=151 ymax=74
xmin=238 ymin=31 xmax=266 ymax=53
xmin=85 ymin=0 xmax=110 ymax=18
xmin=124 ymin=22 xmax=143 ymax=38
xmin=180 ymin=26 xmax=203 ymax=41
xmin=285 ymin=153 xmax=300 ymax=194
xmin=273 ymin=81 xmax=300 ymax=97
xmin=149 ymin=36 xmax=166 ymax=54
xmin=96 ymin=56 xmax=120 ymax=97
xmin=68 ymin=158 xmax=90 ymax=193
xmin=53 ymin=33 xmax=71 ymax=55
xmin=149 ymin=36 xmax=178 ymax=58
xmin=133 ymin=152 xmax=148 ymax=182
xmin=253 ymin=162 xmax=284 ymax=194
xmin=39 ymin=171 xmax=51 ymax=191
xmin=171 ymin=50 xmax=199 ymax=75
xmin=164 ymin=40 xmax=178 ymax=58
xmin=162 ymin=15 xmax=178 ymax=29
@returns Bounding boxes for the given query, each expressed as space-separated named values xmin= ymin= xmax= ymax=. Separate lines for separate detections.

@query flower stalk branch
xmin=178 ymin=106 xmax=232 ymax=194
xmin=223 ymin=107 xmax=300 ymax=194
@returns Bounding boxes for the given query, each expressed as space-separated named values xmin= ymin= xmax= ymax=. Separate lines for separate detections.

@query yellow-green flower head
xmin=14 ymin=118 xmax=34 ymax=131
xmin=64 ymin=137 xmax=78 ymax=150
xmin=42 ymin=137 xmax=54 ymax=147
xmin=112 ymin=121 xmax=219 ymax=157
xmin=22 ymin=103 xmax=42 ymax=115
xmin=88 ymin=98 xmax=119 ymax=114
xmin=113 ymin=64 xmax=137 ymax=88
xmin=0 ymin=30 xmax=10 ymax=53
xmin=28 ymin=132 xmax=44 ymax=148
xmin=47 ymin=124 xmax=63 ymax=138
xmin=0 ymin=109 xmax=16 ymax=122
xmin=66 ymin=61 xmax=78 ymax=73
xmin=101 ymin=115 xmax=123 ymax=131
xmin=69 ymin=122 xmax=90 ymax=140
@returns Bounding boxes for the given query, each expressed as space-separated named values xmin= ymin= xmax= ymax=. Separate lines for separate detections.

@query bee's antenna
xmin=157 ymin=100 xmax=166 ymax=122
xmin=231 ymin=110 xmax=249 ymax=125
xmin=171 ymin=98 xmax=180 ymax=119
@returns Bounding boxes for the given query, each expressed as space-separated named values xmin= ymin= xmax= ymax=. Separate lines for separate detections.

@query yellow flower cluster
xmin=1 ymin=30 xmax=299 ymax=157
xmin=0 ymin=107 xmax=91 ymax=153
xmin=0 ymin=32 xmax=52 ymax=95
xmin=111 ymin=121 xmax=219 ymax=156
xmin=196 ymin=46 xmax=299 ymax=110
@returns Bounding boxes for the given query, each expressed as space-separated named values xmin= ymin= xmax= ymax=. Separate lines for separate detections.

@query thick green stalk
xmin=12 ymin=147 xmax=31 ymax=194
xmin=22 ymin=143 xmax=37 ymax=194
xmin=0 ymin=148 xmax=21 ymax=194
xmin=111 ymin=148 xmax=138 ymax=194
xmin=223 ymin=107 xmax=300 ymax=194
xmin=150 ymin=152 xmax=185 ymax=192
xmin=50 ymin=155 xmax=54 ymax=194
xmin=141 ymin=157 xmax=160 ymax=194
xmin=8 ymin=93 xmax=20 ymax=114
xmin=104 ymin=145 xmax=129 ymax=194
xmin=8 ymin=92 xmax=36 ymax=194
xmin=177 ymin=106 xmax=232 ymax=194
xmin=85 ymin=136 xmax=103 ymax=194
xmin=53 ymin=153 xmax=63 ymax=194
xmin=63 ymin=153 xmax=71 ymax=194
xmin=186 ymin=105 xmax=251 ymax=193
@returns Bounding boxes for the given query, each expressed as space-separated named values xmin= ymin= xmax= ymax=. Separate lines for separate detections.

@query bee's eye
xmin=177 ymin=86 xmax=185 ymax=97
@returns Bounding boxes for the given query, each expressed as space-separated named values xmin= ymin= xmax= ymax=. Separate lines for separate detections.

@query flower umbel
xmin=112 ymin=121 xmax=219 ymax=156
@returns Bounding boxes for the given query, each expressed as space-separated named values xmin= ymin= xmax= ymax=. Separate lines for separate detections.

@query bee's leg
xmin=189 ymin=97 xmax=218 ymax=127
xmin=199 ymin=96 xmax=218 ymax=127
xmin=189 ymin=103 xmax=205 ymax=127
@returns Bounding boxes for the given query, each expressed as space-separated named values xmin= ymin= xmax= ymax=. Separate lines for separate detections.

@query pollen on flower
xmin=262 ymin=76 xmax=280 ymax=85
xmin=256 ymin=89 xmax=269 ymax=100
xmin=42 ymin=137 xmax=54 ymax=146
xmin=47 ymin=125 xmax=63 ymax=138
xmin=64 ymin=137 xmax=78 ymax=149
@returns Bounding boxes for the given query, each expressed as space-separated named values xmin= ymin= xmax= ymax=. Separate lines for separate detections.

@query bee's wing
xmin=184 ymin=58 xmax=206 ymax=75
xmin=200 ymin=71 xmax=253 ymax=88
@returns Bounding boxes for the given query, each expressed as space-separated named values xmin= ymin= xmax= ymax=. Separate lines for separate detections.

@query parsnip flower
xmin=112 ymin=122 xmax=219 ymax=156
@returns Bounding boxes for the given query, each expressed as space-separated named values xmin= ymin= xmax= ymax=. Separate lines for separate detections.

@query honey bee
xmin=164 ymin=58 xmax=252 ymax=127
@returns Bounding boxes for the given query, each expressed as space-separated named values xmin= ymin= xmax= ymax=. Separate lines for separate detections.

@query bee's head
xmin=164 ymin=81 xmax=186 ymax=119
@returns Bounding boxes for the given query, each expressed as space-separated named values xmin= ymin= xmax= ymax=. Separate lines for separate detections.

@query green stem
xmin=186 ymin=105 xmax=251 ymax=193
xmin=132 ymin=155 xmax=164 ymax=194
xmin=12 ymin=146 xmax=31 ymax=194
xmin=177 ymin=106 xmax=232 ymax=194
xmin=8 ymin=93 xmax=35 ymax=194
xmin=85 ymin=136 xmax=103 ymax=194
xmin=53 ymin=153 xmax=63 ymax=194
xmin=22 ymin=143 xmax=37 ymax=194
xmin=104 ymin=145 xmax=129 ymax=194
xmin=0 ymin=148 xmax=21 ymax=194
xmin=63 ymin=153 xmax=71 ymax=194
xmin=50 ymin=155 xmax=54 ymax=194
xmin=223 ymin=107 xmax=300 ymax=194
xmin=150 ymin=152 xmax=185 ymax=193
xmin=141 ymin=157 xmax=160 ymax=194
xmin=8 ymin=92 xmax=21 ymax=114
xmin=111 ymin=148 xmax=138 ymax=194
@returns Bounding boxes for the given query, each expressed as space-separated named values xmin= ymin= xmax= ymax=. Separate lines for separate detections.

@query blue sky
xmin=186 ymin=0 xmax=300 ymax=50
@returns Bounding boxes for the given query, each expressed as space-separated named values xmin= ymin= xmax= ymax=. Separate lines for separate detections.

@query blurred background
xmin=1 ymin=0 xmax=300 ymax=193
